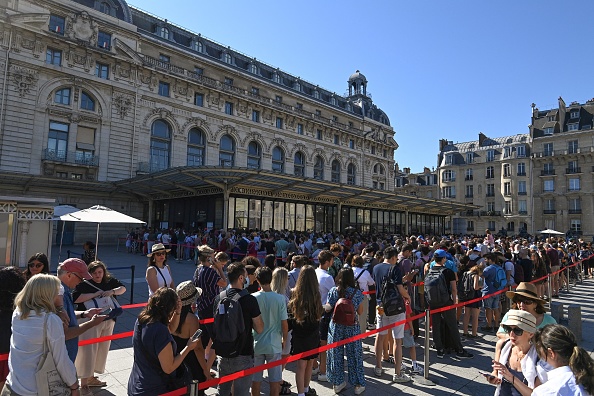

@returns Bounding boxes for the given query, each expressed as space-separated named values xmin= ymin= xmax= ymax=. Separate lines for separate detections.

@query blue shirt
xmin=61 ymin=282 xmax=79 ymax=362
xmin=481 ymin=264 xmax=498 ymax=296
xmin=372 ymin=262 xmax=403 ymax=304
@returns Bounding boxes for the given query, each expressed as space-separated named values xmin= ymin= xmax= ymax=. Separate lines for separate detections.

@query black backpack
xmin=513 ymin=260 xmax=525 ymax=284
xmin=424 ymin=266 xmax=451 ymax=308
xmin=458 ymin=270 xmax=474 ymax=302
xmin=212 ymin=289 xmax=248 ymax=358
xmin=380 ymin=265 xmax=405 ymax=316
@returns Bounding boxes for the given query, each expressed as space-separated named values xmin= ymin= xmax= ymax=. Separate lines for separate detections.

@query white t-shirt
xmin=531 ymin=365 xmax=588 ymax=396
xmin=315 ymin=268 xmax=335 ymax=306
xmin=353 ymin=267 xmax=375 ymax=293
xmin=504 ymin=260 xmax=515 ymax=285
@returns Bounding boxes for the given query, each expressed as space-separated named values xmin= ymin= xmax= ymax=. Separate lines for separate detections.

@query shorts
xmin=483 ymin=295 xmax=500 ymax=310
xmin=252 ymin=353 xmax=282 ymax=382
xmin=376 ymin=312 xmax=406 ymax=339
xmin=402 ymin=329 xmax=415 ymax=348
xmin=282 ymin=330 xmax=292 ymax=355
xmin=319 ymin=311 xmax=332 ymax=342
xmin=551 ymin=266 xmax=560 ymax=276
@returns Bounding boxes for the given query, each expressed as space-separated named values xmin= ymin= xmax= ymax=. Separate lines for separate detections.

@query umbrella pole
xmin=95 ymin=223 xmax=100 ymax=261
xmin=58 ymin=222 xmax=65 ymax=262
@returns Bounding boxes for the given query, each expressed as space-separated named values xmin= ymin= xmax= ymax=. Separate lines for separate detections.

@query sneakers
xmin=333 ymin=381 xmax=347 ymax=393
xmin=306 ymin=388 xmax=317 ymax=396
xmin=311 ymin=367 xmax=320 ymax=376
xmin=373 ymin=366 xmax=383 ymax=377
xmin=393 ymin=373 xmax=413 ymax=383
xmin=411 ymin=363 xmax=423 ymax=375
xmin=400 ymin=363 xmax=407 ymax=372
xmin=436 ymin=349 xmax=445 ymax=359
xmin=354 ymin=385 xmax=366 ymax=395
xmin=317 ymin=373 xmax=328 ymax=382
xmin=456 ymin=350 xmax=474 ymax=359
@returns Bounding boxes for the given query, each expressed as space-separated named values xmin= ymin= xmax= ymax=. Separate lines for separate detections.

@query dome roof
xmin=348 ymin=70 xmax=367 ymax=83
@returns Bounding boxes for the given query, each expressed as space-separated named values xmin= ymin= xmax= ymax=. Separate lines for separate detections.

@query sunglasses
xmin=513 ymin=297 xmax=535 ymax=305
xmin=154 ymin=252 xmax=166 ymax=256
xmin=28 ymin=262 xmax=44 ymax=269
xmin=502 ymin=325 xmax=524 ymax=336
xmin=69 ymin=272 xmax=84 ymax=282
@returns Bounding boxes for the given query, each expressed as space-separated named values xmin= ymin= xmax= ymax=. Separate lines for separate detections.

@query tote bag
xmin=82 ymin=281 xmax=123 ymax=318
xmin=36 ymin=313 xmax=71 ymax=396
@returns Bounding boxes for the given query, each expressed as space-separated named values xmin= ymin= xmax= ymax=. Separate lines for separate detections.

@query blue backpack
xmin=493 ymin=264 xmax=507 ymax=290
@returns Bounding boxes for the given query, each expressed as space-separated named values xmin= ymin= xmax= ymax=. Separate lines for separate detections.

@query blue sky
xmin=132 ymin=0 xmax=594 ymax=173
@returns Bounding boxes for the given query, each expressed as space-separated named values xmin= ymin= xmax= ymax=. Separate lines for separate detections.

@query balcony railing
xmin=543 ymin=209 xmax=556 ymax=214
xmin=486 ymin=192 xmax=495 ymax=197
xmin=541 ymin=170 xmax=555 ymax=176
xmin=136 ymin=161 xmax=169 ymax=174
xmin=517 ymin=172 xmax=527 ymax=176
xmin=568 ymin=209 xmax=582 ymax=214
xmin=504 ymin=192 xmax=512 ymax=196
xmin=518 ymin=191 xmax=527 ymax=195
xmin=442 ymin=178 xmax=456 ymax=182
xmin=465 ymin=194 xmax=474 ymax=198
xmin=465 ymin=175 xmax=473 ymax=181
xmin=480 ymin=211 xmax=502 ymax=216
xmin=566 ymin=167 xmax=581 ymax=174
xmin=519 ymin=211 xmax=528 ymax=215
xmin=42 ymin=149 xmax=99 ymax=167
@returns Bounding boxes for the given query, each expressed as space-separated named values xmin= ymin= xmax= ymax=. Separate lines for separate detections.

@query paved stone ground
xmin=48 ymin=246 xmax=594 ymax=396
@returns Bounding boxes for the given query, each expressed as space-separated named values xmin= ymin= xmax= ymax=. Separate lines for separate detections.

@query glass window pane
xmin=248 ymin=199 xmax=261 ymax=230
xmin=306 ymin=204 xmax=314 ymax=231
xmin=285 ymin=202 xmax=295 ymax=231
xmin=235 ymin=198 xmax=248 ymax=229
xmin=261 ymin=200 xmax=273 ymax=231
xmin=273 ymin=202 xmax=285 ymax=230
xmin=227 ymin=197 xmax=235 ymax=229
xmin=296 ymin=203 xmax=305 ymax=231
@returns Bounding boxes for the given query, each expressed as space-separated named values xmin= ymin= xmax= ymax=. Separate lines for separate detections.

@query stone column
xmin=223 ymin=187 xmax=230 ymax=231
xmin=18 ymin=220 xmax=31 ymax=268
xmin=404 ymin=210 xmax=409 ymax=235
xmin=336 ymin=202 xmax=342 ymax=232
xmin=148 ymin=199 xmax=154 ymax=228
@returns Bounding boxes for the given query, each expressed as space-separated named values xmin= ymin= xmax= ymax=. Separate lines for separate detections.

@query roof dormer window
xmin=159 ymin=27 xmax=170 ymax=40
xmin=570 ymin=110 xmax=580 ymax=119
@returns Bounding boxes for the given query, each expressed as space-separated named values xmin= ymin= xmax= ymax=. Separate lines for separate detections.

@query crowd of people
xmin=1 ymin=229 xmax=594 ymax=396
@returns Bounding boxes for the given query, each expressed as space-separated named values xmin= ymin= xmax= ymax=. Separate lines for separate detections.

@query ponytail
xmin=569 ymin=345 xmax=594 ymax=395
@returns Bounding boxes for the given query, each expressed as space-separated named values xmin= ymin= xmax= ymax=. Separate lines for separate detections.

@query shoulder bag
xmin=36 ymin=313 xmax=72 ymax=396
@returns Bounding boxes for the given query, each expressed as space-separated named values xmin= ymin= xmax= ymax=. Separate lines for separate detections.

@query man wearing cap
xmin=481 ymin=253 xmax=502 ymax=332
xmin=57 ymin=258 xmax=106 ymax=362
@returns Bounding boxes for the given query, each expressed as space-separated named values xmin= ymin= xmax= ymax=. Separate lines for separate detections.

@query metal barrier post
xmin=547 ymin=274 xmax=553 ymax=301
xmin=508 ymin=285 xmax=513 ymax=307
xmin=130 ymin=265 xmax=135 ymax=304
xmin=188 ymin=380 xmax=199 ymax=396
xmin=415 ymin=309 xmax=435 ymax=386
xmin=566 ymin=265 xmax=570 ymax=293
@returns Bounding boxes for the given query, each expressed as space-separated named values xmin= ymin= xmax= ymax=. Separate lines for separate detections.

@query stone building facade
xmin=0 ymin=0 xmax=467 ymax=257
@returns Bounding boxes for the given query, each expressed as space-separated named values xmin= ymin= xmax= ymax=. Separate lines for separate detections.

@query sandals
xmin=87 ymin=377 xmax=107 ymax=387
xmin=280 ymin=381 xmax=292 ymax=395
xmin=382 ymin=355 xmax=395 ymax=363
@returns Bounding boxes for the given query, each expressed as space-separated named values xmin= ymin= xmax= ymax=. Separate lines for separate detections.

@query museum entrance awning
xmin=113 ymin=166 xmax=475 ymax=215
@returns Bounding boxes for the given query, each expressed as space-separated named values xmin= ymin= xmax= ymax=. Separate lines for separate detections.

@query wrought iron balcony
xmin=42 ymin=149 xmax=99 ymax=167
xmin=543 ymin=209 xmax=556 ymax=214
xmin=568 ymin=209 xmax=582 ymax=214
xmin=519 ymin=211 xmax=528 ymax=215
xmin=566 ymin=167 xmax=581 ymax=174
xmin=541 ymin=169 xmax=555 ymax=176
xmin=517 ymin=172 xmax=527 ymax=176
xmin=465 ymin=175 xmax=473 ymax=181
xmin=479 ymin=211 xmax=502 ymax=216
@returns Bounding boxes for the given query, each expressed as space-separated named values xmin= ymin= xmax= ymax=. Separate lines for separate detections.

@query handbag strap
xmin=41 ymin=312 xmax=50 ymax=357
xmin=82 ymin=280 xmax=121 ymax=308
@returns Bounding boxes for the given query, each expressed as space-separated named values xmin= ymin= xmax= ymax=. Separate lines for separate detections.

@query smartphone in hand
xmin=191 ymin=329 xmax=203 ymax=341
xmin=478 ymin=370 xmax=496 ymax=380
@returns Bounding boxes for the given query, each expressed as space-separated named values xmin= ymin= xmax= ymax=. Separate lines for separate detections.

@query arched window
xmin=160 ymin=27 xmax=170 ymax=40
xmin=219 ymin=134 xmax=235 ymax=167
xmin=80 ymin=91 xmax=95 ymax=111
xmin=313 ymin=156 xmax=324 ymax=180
xmin=249 ymin=63 xmax=258 ymax=74
xmin=223 ymin=52 xmax=232 ymax=64
xmin=331 ymin=160 xmax=341 ymax=183
xmin=272 ymin=146 xmax=285 ymax=173
xmin=99 ymin=2 xmax=111 ymax=15
xmin=150 ymin=119 xmax=171 ymax=172
xmin=347 ymin=163 xmax=356 ymax=185
xmin=54 ymin=88 xmax=71 ymax=105
xmin=373 ymin=163 xmax=385 ymax=175
xmin=187 ymin=128 xmax=205 ymax=166
xmin=247 ymin=141 xmax=261 ymax=169
xmin=294 ymin=151 xmax=305 ymax=177
xmin=193 ymin=41 xmax=203 ymax=52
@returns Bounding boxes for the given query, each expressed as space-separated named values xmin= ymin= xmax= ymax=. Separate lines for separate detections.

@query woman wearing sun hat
xmin=485 ymin=310 xmax=544 ymax=395
xmin=146 ymin=243 xmax=175 ymax=297
xmin=496 ymin=282 xmax=556 ymax=340
xmin=172 ymin=281 xmax=210 ymax=396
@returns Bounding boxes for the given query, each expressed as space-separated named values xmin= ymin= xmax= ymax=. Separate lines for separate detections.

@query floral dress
xmin=326 ymin=286 xmax=365 ymax=387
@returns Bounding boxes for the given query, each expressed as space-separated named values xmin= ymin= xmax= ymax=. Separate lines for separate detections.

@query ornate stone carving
xmin=66 ymin=11 xmax=98 ymax=45
xmin=182 ymin=117 xmax=211 ymax=136
xmin=215 ymin=124 xmax=239 ymax=142
xmin=113 ymin=93 xmax=133 ymax=119
xmin=309 ymin=148 xmax=328 ymax=163
xmin=267 ymin=138 xmax=290 ymax=154
xmin=142 ymin=107 xmax=180 ymax=131
xmin=10 ymin=65 xmax=38 ymax=97
xmin=0 ymin=202 xmax=17 ymax=213
xmin=18 ymin=208 xmax=53 ymax=220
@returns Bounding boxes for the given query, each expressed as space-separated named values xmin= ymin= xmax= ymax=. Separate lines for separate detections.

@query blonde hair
xmin=271 ymin=267 xmax=288 ymax=295
xmin=14 ymin=274 xmax=59 ymax=319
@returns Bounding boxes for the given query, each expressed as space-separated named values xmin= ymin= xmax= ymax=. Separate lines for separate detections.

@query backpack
xmin=212 ymin=289 xmax=248 ymax=358
xmin=513 ymin=261 xmax=525 ymax=284
xmin=458 ymin=271 xmax=474 ymax=302
xmin=380 ymin=265 xmax=405 ymax=316
xmin=493 ymin=264 xmax=508 ymax=290
xmin=424 ymin=267 xmax=451 ymax=307
xmin=219 ymin=238 xmax=228 ymax=252
xmin=332 ymin=290 xmax=356 ymax=326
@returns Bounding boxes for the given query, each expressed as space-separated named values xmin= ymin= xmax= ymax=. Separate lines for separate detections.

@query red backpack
xmin=332 ymin=290 xmax=356 ymax=326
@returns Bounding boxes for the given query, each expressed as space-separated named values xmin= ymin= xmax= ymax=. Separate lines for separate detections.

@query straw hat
xmin=501 ymin=309 xmax=537 ymax=334
xmin=506 ymin=282 xmax=546 ymax=304
xmin=147 ymin=242 xmax=171 ymax=257
xmin=176 ymin=281 xmax=202 ymax=307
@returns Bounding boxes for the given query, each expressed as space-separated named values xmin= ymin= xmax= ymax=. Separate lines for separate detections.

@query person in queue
xmin=72 ymin=260 xmax=126 ymax=394
xmin=326 ymin=267 xmax=366 ymax=395
xmin=487 ymin=310 xmax=543 ymax=395
xmin=314 ymin=250 xmax=336 ymax=382
xmin=128 ymin=287 xmax=199 ymax=395
xmin=532 ymin=324 xmax=594 ymax=396
xmin=146 ymin=243 xmax=175 ymax=296
xmin=24 ymin=252 xmax=50 ymax=280
xmin=351 ymin=255 xmax=375 ymax=336
xmin=57 ymin=258 xmax=106 ymax=362
xmin=2 ymin=274 xmax=79 ymax=396
xmin=0 ymin=267 xmax=26 ymax=390
xmin=288 ymin=265 xmax=322 ymax=396
xmin=172 ymin=281 xmax=211 ymax=396
xmin=496 ymin=283 xmax=556 ymax=339
xmin=213 ymin=262 xmax=263 ymax=396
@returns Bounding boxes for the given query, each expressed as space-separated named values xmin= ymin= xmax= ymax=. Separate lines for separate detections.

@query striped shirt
xmin=194 ymin=265 xmax=221 ymax=312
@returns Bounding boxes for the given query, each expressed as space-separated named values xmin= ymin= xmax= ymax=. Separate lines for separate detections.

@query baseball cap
xmin=433 ymin=249 xmax=447 ymax=259
xmin=60 ymin=258 xmax=92 ymax=279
